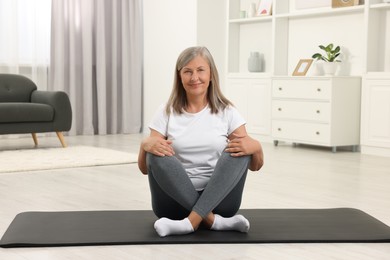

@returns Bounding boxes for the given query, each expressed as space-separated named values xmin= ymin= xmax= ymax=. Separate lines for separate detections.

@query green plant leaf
xmin=313 ymin=43 xmax=341 ymax=62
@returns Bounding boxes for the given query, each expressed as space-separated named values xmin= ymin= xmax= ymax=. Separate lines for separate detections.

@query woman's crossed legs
xmin=147 ymin=152 xmax=250 ymax=237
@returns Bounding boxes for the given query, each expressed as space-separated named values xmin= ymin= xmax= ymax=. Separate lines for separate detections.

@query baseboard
xmin=360 ymin=145 xmax=390 ymax=157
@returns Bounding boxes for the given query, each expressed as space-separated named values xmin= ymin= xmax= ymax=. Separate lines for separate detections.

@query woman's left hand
xmin=226 ymin=125 xmax=264 ymax=171
xmin=225 ymin=133 xmax=260 ymax=157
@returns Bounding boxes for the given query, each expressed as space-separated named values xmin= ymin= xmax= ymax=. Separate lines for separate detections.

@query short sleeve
xmin=148 ymin=104 xmax=169 ymax=136
xmin=226 ymin=106 xmax=246 ymax=135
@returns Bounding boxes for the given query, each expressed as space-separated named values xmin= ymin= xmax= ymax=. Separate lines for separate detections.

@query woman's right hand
xmin=142 ymin=134 xmax=175 ymax=157
xmin=138 ymin=130 xmax=174 ymax=175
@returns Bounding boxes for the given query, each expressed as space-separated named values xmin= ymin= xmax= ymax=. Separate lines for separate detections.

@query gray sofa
xmin=0 ymin=74 xmax=72 ymax=147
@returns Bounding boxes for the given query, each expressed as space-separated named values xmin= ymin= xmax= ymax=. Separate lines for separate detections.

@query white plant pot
xmin=323 ymin=62 xmax=338 ymax=76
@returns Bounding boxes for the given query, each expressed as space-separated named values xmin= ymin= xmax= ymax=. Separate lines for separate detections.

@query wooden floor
xmin=0 ymin=134 xmax=389 ymax=260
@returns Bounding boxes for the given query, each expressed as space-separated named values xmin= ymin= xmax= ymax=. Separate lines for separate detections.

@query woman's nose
xmin=191 ymin=72 xmax=199 ymax=81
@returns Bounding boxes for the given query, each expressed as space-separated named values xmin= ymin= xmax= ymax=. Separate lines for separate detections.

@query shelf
xmin=227 ymin=72 xmax=271 ymax=79
xmin=229 ymin=6 xmax=366 ymax=22
xmin=229 ymin=15 xmax=272 ymax=24
xmin=272 ymin=75 xmax=361 ymax=80
xmin=370 ymin=3 xmax=390 ymax=9
xmin=276 ymin=5 xmax=364 ymax=19
xmin=365 ymin=72 xmax=390 ymax=78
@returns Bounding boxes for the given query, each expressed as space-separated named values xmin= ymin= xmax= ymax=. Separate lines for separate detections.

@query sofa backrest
xmin=0 ymin=74 xmax=38 ymax=102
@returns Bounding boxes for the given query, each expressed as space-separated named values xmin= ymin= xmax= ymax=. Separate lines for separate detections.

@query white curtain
xmin=0 ymin=0 xmax=51 ymax=90
xmin=50 ymin=0 xmax=143 ymax=135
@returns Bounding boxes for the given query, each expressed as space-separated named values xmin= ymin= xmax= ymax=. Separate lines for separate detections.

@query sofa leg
xmin=31 ymin=133 xmax=38 ymax=146
xmin=56 ymin=132 xmax=67 ymax=148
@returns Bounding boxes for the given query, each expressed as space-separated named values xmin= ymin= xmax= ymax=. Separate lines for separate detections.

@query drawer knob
xmin=316 ymin=131 xmax=320 ymax=135
xmin=278 ymin=107 xmax=282 ymax=111
xmin=316 ymin=110 xmax=320 ymax=114
xmin=278 ymin=128 xmax=282 ymax=131
xmin=278 ymin=87 xmax=283 ymax=91
xmin=317 ymin=88 xmax=321 ymax=92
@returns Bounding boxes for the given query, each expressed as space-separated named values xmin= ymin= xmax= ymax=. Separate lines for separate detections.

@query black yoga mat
xmin=1 ymin=208 xmax=390 ymax=248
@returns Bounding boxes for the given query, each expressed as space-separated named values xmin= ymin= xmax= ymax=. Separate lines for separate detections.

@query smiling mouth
xmin=190 ymin=83 xmax=202 ymax=87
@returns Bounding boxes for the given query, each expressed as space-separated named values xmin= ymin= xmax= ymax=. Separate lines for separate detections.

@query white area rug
xmin=0 ymin=146 xmax=138 ymax=173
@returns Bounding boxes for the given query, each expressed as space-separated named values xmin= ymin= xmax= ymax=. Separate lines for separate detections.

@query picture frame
xmin=292 ymin=59 xmax=313 ymax=76
xmin=256 ymin=0 xmax=273 ymax=16
xmin=332 ymin=0 xmax=360 ymax=8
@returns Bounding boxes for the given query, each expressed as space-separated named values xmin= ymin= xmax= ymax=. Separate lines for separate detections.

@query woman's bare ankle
xmin=188 ymin=211 xmax=203 ymax=231
xmin=201 ymin=213 xmax=215 ymax=229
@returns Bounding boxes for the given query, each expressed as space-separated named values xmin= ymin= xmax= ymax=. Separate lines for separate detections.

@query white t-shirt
xmin=149 ymin=104 xmax=246 ymax=191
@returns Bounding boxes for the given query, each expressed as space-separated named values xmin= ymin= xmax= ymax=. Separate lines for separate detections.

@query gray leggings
xmin=147 ymin=152 xmax=250 ymax=219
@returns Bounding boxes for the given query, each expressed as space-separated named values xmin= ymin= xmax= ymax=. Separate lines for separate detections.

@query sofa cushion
xmin=0 ymin=74 xmax=37 ymax=102
xmin=0 ymin=103 xmax=54 ymax=123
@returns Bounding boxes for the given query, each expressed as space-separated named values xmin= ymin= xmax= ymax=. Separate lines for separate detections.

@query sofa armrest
xmin=31 ymin=90 xmax=72 ymax=131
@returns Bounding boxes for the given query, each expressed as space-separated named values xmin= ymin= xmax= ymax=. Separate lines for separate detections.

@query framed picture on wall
xmin=256 ymin=0 xmax=273 ymax=16
xmin=293 ymin=59 xmax=313 ymax=76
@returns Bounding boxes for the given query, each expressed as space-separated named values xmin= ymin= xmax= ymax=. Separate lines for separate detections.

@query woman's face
xmin=180 ymin=55 xmax=211 ymax=99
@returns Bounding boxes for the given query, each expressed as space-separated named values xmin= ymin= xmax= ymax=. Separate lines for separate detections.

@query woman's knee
xmin=216 ymin=152 xmax=251 ymax=175
xmin=146 ymin=153 xmax=181 ymax=173
xmin=220 ymin=151 xmax=250 ymax=165
xmin=146 ymin=153 xmax=167 ymax=166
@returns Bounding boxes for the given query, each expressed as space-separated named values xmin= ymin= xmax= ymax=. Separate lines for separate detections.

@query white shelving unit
xmin=362 ymin=1 xmax=390 ymax=156
xmin=225 ymin=0 xmax=382 ymax=76
xmin=224 ymin=0 xmax=390 ymax=155
xmin=365 ymin=2 xmax=390 ymax=73
xmin=361 ymin=74 xmax=390 ymax=156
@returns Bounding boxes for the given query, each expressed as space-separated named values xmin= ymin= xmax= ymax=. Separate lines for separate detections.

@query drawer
xmin=272 ymin=100 xmax=330 ymax=122
xmin=272 ymin=79 xmax=331 ymax=100
xmin=272 ymin=120 xmax=330 ymax=144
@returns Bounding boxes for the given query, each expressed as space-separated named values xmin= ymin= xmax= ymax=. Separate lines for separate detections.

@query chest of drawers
xmin=271 ymin=77 xmax=361 ymax=152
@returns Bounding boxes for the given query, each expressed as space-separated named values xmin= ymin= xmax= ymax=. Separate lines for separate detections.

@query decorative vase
xmin=323 ymin=62 xmax=338 ymax=76
xmin=248 ymin=52 xmax=262 ymax=72
xmin=248 ymin=3 xmax=257 ymax=18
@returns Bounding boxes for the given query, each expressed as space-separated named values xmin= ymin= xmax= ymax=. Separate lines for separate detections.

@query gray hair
xmin=166 ymin=46 xmax=232 ymax=115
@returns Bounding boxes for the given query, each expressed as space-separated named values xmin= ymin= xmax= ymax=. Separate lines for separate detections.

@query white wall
xmin=197 ymin=0 xmax=228 ymax=90
xmin=143 ymin=0 xmax=197 ymax=131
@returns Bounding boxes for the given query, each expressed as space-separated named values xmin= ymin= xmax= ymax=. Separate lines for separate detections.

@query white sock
xmin=211 ymin=214 xmax=250 ymax=233
xmin=154 ymin=217 xmax=194 ymax=237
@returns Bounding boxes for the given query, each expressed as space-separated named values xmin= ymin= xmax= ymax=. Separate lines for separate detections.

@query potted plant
xmin=312 ymin=43 xmax=341 ymax=75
